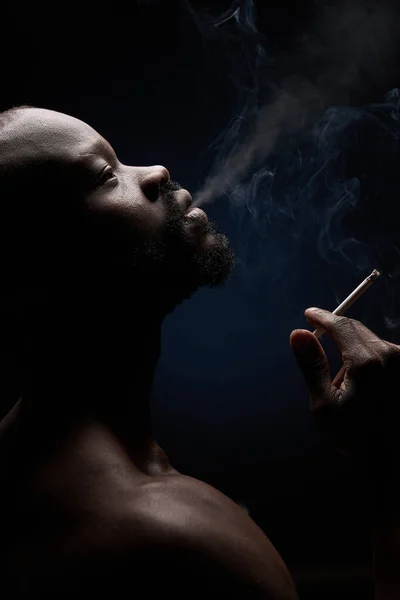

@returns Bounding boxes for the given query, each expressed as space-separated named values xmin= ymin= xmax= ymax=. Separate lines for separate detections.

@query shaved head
xmin=0 ymin=106 xmax=235 ymax=304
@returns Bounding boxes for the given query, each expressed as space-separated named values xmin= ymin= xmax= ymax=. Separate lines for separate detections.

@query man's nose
xmin=140 ymin=165 xmax=170 ymax=202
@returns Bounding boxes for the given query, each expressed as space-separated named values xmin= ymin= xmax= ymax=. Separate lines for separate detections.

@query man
xmin=0 ymin=107 xmax=399 ymax=598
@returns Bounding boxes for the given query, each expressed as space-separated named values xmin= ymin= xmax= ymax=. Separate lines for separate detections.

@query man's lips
xmin=175 ymin=188 xmax=193 ymax=214
xmin=175 ymin=188 xmax=208 ymax=222
xmin=185 ymin=207 xmax=208 ymax=222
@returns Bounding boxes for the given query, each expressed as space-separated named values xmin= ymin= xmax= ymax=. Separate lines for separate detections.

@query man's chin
xmin=193 ymin=232 xmax=236 ymax=288
xmin=126 ymin=215 xmax=235 ymax=308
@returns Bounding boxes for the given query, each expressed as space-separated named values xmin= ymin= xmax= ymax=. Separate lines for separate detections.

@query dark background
xmin=2 ymin=1 xmax=400 ymax=598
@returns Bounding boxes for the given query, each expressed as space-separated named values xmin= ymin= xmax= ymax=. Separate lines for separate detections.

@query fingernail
xmin=305 ymin=307 xmax=320 ymax=314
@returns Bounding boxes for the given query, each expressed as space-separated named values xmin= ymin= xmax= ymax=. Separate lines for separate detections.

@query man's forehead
xmin=0 ymin=107 xmax=113 ymax=166
xmin=78 ymin=135 xmax=116 ymax=163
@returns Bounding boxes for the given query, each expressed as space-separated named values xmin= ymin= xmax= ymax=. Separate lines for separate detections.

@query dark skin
xmin=1 ymin=108 xmax=399 ymax=598
xmin=291 ymin=310 xmax=400 ymax=599
xmin=0 ymin=109 xmax=298 ymax=598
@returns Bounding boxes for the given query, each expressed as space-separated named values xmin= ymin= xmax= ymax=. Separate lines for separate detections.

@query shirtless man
xmin=0 ymin=107 xmax=399 ymax=598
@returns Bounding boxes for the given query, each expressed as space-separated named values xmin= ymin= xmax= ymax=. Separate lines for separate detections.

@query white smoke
xmin=191 ymin=0 xmax=399 ymax=208
xmin=193 ymin=79 xmax=324 ymax=206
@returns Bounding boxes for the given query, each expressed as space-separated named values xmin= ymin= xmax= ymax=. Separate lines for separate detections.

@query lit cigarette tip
xmin=369 ymin=269 xmax=380 ymax=281
xmin=312 ymin=268 xmax=380 ymax=339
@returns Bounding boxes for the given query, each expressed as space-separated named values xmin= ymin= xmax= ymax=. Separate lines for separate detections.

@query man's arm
xmin=133 ymin=510 xmax=299 ymax=599
xmin=371 ymin=444 xmax=400 ymax=599
xmin=373 ymin=514 xmax=400 ymax=599
xmin=290 ymin=308 xmax=400 ymax=599
xmin=152 ymin=542 xmax=297 ymax=599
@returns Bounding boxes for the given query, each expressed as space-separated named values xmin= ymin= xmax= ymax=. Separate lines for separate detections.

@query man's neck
xmin=16 ymin=292 xmax=167 ymax=463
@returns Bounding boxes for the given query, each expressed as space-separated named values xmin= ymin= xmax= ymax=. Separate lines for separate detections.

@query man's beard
xmin=131 ymin=180 xmax=235 ymax=304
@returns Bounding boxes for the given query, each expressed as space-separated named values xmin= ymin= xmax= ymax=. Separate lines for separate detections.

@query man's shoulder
xmin=122 ymin=473 xmax=263 ymax=556
xmin=14 ymin=473 xmax=296 ymax=598
xmin=125 ymin=473 xmax=244 ymax=541
xmin=116 ymin=474 xmax=298 ymax=598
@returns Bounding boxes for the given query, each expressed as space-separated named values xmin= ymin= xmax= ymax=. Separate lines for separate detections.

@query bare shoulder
xmin=6 ymin=472 xmax=298 ymax=597
xmin=120 ymin=474 xmax=299 ymax=599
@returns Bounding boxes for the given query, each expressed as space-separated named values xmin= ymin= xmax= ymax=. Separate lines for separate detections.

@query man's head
xmin=0 ymin=107 xmax=235 ymax=315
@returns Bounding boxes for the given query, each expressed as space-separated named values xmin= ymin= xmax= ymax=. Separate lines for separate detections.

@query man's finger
xmin=304 ymin=307 xmax=382 ymax=354
xmin=290 ymin=329 xmax=331 ymax=400
xmin=332 ymin=364 xmax=346 ymax=388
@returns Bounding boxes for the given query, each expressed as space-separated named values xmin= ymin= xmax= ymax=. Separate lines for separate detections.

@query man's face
xmin=3 ymin=108 xmax=235 ymax=304
xmin=81 ymin=132 xmax=235 ymax=300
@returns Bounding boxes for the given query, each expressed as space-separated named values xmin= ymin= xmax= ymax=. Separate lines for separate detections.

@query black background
xmin=2 ymin=1 xmax=400 ymax=598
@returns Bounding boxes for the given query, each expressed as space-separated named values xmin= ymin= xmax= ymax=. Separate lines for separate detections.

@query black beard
xmin=129 ymin=180 xmax=236 ymax=305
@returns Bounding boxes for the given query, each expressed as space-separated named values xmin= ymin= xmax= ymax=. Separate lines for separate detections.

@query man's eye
xmin=99 ymin=166 xmax=116 ymax=184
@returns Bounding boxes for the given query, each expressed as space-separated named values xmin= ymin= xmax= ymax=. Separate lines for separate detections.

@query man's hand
xmin=289 ymin=308 xmax=400 ymax=460
xmin=291 ymin=308 xmax=400 ymax=598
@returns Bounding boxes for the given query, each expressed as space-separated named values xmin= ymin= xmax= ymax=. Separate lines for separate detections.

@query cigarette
xmin=313 ymin=269 xmax=380 ymax=339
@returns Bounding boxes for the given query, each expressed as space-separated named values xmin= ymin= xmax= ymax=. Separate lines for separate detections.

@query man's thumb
xmin=289 ymin=329 xmax=331 ymax=397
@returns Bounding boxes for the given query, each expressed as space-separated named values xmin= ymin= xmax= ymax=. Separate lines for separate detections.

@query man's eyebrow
xmin=79 ymin=138 xmax=117 ymax=162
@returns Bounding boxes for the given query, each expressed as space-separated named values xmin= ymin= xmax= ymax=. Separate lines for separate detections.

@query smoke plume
xmin=191 ymin=0 xmax=398 ymax=207
xmin=185 ymin=0 xmax=400 ymax=333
